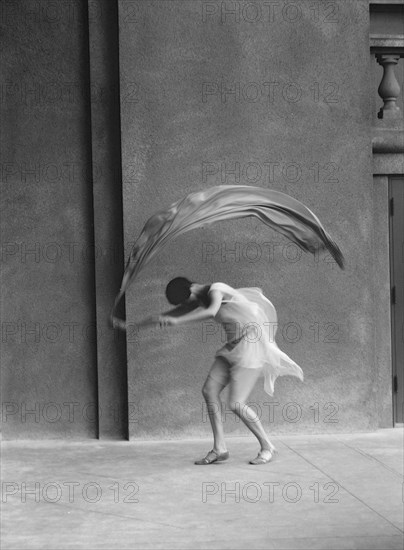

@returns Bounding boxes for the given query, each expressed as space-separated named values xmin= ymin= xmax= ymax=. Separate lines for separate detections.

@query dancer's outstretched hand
xmin=137 ymin=315 xmax=176 ymax=328
xmin=157 ymin=315 xmax=177 ymax=328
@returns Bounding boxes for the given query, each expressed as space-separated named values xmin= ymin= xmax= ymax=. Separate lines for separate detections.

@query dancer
xmin=111 ymin=186 xmax=343 ymax=463
xmin=138 ymin=277 xmax=303 ymax=465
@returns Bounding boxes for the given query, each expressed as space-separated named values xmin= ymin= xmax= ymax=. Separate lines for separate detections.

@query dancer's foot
xmin=249 ymin=446 xmax=277 ymax=465
xmin=195 ymin=449 xmax=229 ymax=465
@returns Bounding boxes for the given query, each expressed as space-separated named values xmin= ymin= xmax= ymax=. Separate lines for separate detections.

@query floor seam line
xmin=278 ymin=438 xmax=404 ymax=535
xmin=338 ymin=440 xmax=403 ymax=479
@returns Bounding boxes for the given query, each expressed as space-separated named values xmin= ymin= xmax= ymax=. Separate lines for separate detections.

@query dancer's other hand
xmin=110 ymin=316 xmax=127 ymax=331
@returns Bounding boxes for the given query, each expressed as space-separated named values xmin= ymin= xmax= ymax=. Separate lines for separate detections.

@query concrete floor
xmin=1 ymin=428 xmax=403 ymax=550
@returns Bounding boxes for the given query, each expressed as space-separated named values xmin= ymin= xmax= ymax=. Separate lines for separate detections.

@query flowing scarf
xmin=111 ymin=185 xmax=344 ymax=329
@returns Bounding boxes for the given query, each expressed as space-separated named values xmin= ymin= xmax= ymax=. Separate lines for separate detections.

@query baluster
xmin=376 ymin=54 xmax=401 ymax=119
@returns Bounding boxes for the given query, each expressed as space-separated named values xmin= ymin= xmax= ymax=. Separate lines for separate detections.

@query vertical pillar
xmin=86 ymin=0 xmax=128 ymax=438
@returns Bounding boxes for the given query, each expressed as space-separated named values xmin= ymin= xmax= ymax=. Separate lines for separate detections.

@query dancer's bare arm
xmin=159 ymin=289 xmax=223 ymax=327
xmin=137 ymin=300 xmax=200 ymax=328
xmin=161 ymin=300 xmax=200 ymax=317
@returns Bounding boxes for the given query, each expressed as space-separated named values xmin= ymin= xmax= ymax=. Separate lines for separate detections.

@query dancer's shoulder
xmin=209 ymin=281 xmax=231 ymax=293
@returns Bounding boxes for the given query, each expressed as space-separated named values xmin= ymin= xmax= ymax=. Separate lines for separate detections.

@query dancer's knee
xmin=228 ymin=400 xmax=244 ymax=414
xmin=202 ymin=379 xmax=219 ymax=400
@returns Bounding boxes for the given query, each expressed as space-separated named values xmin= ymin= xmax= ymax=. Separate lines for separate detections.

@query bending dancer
xmin=139 ymin=277 xmax=303 ymax=466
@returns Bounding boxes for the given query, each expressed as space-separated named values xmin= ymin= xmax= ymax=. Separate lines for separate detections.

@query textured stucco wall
xmin=1 ymin=0 xmax=394 ymax=441
xmin=118 ymin=0 xmax=386 ymax=439
xmin=1 ymin=0 xmax=98 ymax=438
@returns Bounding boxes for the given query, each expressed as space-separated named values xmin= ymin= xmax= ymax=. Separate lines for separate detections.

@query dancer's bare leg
xmin=229 ymin=368 xmax=276 ymax=459
xmin=201 ymin=357 xmax=229 ymax=454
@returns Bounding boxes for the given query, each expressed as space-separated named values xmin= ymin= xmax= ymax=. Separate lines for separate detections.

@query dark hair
xmin=165 ymin=277 xmax=193 ymax=305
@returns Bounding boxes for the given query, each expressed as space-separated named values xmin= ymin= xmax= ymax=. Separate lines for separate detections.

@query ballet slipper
xmin=249 ymin=448 xmax=278 ymax=465
xmin=195 ymin=449 xmax=229 ymax=465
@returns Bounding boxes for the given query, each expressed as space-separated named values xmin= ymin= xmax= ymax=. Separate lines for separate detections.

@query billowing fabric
xmin=111 ymin=185 xmax=344 ymax=327
xmin=214 ymin=286 xmax=303 ymax=396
